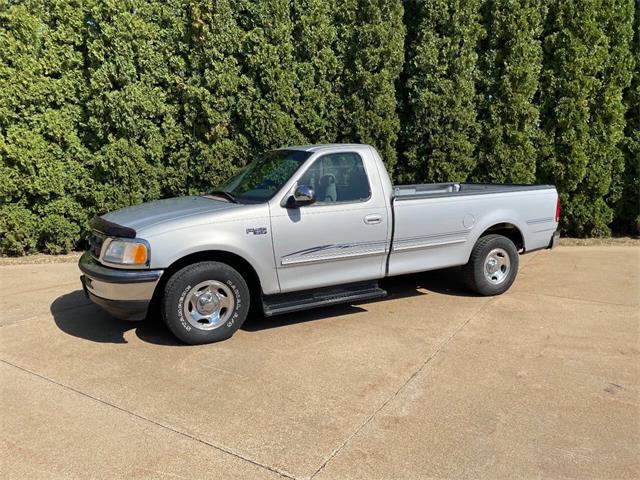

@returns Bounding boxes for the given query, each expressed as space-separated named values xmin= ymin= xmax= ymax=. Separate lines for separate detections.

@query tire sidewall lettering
xmin=224 ymin=279 xmax=242 ymax=327
xmin=177 ymin=284 xmax=192 ymax=331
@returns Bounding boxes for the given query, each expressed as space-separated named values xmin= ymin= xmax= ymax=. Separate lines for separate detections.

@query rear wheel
xmin=463 ymin=234 xmax=519 ymax=296
xmin=162 ymin=261 xmax=249 ymax=344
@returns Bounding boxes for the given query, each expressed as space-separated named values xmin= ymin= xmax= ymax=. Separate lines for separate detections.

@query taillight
xmin=555 ymin=197 xmax=561 ymax=223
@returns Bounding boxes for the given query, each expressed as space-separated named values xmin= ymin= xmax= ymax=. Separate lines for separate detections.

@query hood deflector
xmin=90 ymin=216 xmax=136 ymax=238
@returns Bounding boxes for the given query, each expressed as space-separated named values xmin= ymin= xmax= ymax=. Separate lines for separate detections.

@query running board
xmin=262 ymin=282 xmax=387 ymax=317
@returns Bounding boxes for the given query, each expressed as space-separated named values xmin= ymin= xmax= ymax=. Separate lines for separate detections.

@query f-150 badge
xmin=246 ymin=227 xmax=267 ymax=235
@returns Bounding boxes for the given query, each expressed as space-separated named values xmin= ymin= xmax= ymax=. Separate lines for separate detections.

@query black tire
xmin=161 ymin=261 xmax=250 ymax=345
xmin=463 ymin=234 xmax=519 ymax=296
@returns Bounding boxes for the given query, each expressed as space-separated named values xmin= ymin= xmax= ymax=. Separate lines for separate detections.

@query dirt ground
xmin=1 ymin=245 xmax=638 ymax=479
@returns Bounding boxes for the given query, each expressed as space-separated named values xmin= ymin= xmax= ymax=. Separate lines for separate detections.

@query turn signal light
xmin=133 ymin=243 xmax=148 ymax=264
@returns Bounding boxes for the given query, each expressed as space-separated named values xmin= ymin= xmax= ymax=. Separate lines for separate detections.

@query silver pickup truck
xmin=79 ymin=144 xmax=560 ymax=344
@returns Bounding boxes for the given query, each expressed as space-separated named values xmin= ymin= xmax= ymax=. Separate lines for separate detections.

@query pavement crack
xmin=0 ymin=359 xmax=297 ymax=480
xmin=310 ymin=298 xmax=495 ymax=479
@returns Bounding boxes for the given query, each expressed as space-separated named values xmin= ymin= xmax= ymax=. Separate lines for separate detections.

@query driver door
xmin=269 ymin=151 xmax=389 ymax=293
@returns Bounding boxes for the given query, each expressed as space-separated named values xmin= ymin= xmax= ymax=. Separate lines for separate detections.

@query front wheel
xmin=161 ymin=261 xmax=250 ymax=344
xmin=463 ymin=234 xmax=519 ymax=296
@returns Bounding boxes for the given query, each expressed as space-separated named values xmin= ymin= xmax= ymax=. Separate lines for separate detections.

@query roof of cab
xmin=279 ymin=143 xmax=370 ymax=152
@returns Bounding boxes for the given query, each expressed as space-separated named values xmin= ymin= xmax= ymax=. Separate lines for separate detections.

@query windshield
xmin=214 ymin=149 xmax=312 ymax=203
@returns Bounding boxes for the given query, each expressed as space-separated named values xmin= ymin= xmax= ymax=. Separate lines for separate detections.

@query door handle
xmin=364 ymin=214 xmax=382 ymax=225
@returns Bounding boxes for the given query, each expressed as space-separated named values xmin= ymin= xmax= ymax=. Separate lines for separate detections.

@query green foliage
xmin=0 ymin=204 xmax=38 ymax=255
xmin=1 ymin=0 xmax=639 ymax=255
xmin=235 ymin=0 xmax=305 ymax=152
xmin=539 ymin=0 xmax=634 ymax=236
xmin=614 ymin=3 xmax=640 ymax=234
xmin=336 ymin=0 xmax=405 ymax=172
xmin=472 ymin=0 xmax=544 ymax=184
xmin=0 ymin=0 xmax=91 ymax=254
xmin=84 ymin=0 xmax=184 ymax=210
xmin=399 ymin=0 xmax=482 ymax=183
xmin=182 ymin=0 xmax=246 ymax=194
xmin=291 ymin=0 xmax=340 ymax=143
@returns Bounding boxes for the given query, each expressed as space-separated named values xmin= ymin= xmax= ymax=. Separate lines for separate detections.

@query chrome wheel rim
xmin=183 ymin=280 xmax=235 ymax=331
xmin=484 ymin=248 xmax=511 ymax=285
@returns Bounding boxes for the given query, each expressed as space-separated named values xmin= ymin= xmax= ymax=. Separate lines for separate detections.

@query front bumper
xmin=79 ymin=252 xmax=163 ymax=321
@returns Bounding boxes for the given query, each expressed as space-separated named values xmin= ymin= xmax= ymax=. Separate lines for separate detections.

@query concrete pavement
xmin=1 ymin=246 xmax=638 ymax=479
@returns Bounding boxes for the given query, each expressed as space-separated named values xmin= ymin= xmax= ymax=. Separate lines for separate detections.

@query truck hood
xmin=101 ymin=196 xmax=239 ymax=234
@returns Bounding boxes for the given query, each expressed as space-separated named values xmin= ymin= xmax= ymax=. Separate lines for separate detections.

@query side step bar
xmin=262 ymin=282 xmax=387 ymax=317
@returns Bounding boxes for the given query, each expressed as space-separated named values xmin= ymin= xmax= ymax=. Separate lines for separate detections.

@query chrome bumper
xmin=78 ymin=252 xmax=163 ymax=321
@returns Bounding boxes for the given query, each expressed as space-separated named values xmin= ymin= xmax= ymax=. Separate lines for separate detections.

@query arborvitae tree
xmin=539 ymin=0 xmax=634 ymax=236
xmin=291 ymin=0 xmax=340 ymax=143
xmin=596 ymin=0 xmax=635 ymax=232
xmin=235 ymin=0 xmax=304 ymax=152
xmin=539 ymin=0 xmax=603 ymax=235
xmin=84 ymin=0 xmax=185 ymax=212
xmin=335 ymin=0 xmax=405 ymax=172
xmin=473 ymin=0 xmax=543 ymax=184
xmin=615 ymin=2 xmax=639 ymax=234
xmin=0 ymin=0 xmax=90 ymax=254
xmin=2 ymin=0 xmax=639 ymax=255
xmin=181 ymin=0 xmax=247 ymax=194
xmin=399 ymin=0 xmax=482 ymax=183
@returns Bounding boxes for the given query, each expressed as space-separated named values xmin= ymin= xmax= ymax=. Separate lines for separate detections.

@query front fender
xmin=146 ymin=219 xmax=280 ymax=295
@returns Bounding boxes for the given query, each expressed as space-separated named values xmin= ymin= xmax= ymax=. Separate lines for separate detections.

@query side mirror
xmin=287 ymin=185 xmax=316 ymax=208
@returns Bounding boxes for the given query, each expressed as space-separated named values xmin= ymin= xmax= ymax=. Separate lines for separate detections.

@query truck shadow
xmin=51 ymin=291 xmax=184 ymax=346
xmin=383 ymin=266 xmax=477 ymax=298
xmin=242 ymin=267 xmax=478 ymax=332
xmin=51 ymin=267 xmax=478 ymax=343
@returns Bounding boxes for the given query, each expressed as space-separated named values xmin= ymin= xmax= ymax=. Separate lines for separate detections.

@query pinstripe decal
xmin=280 ymin=240 xmax=387 ymax=266
xmin=280 ymin=229 xmax=472 ymax=266
xmin=526 ymin=217 xmax=554 ymax=225
xmin=393 ymin=237 xmax=467 ymax=252
xmin=392 ymin=229 xmax=469 ymax=252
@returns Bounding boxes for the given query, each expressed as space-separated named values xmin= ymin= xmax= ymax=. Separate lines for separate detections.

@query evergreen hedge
xmin=0 ymin=0 xmax=638 ymax=255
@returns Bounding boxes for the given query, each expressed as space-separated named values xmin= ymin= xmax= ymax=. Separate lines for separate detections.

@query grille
xmin=88 ymin=231 xmax=105 ymax=260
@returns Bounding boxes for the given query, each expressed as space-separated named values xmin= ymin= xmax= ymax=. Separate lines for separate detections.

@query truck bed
xmin=387 ymin=181 xmax=559 ymax=278
xmin=393 ymin=182 xmax=555 ymax=200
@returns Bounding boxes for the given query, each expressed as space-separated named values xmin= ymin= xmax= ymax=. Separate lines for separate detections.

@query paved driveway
xmin=1 ymin=246 xmax=638 ymax=479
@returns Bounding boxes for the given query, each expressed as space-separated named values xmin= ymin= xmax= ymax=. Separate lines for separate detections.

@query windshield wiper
xmin=207 ymin=190 xmax=238 ymax=203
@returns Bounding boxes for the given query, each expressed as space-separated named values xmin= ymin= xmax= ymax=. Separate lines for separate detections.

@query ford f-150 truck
xmin=79 ymin=144 xmax=560 ymax=344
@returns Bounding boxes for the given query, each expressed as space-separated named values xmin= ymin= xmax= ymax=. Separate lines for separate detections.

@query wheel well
xmin=150 ymin=250 xmax=263 ymax=311
xmin=480 ymin=223 xmax=524 ymax=251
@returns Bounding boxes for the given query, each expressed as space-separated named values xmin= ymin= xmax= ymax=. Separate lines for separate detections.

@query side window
xmin=298 ymin=153 xmax=371 ymax=204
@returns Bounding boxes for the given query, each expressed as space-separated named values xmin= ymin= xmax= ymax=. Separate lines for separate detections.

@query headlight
xmin=103 ymin=239 xmax=150 ymax=266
